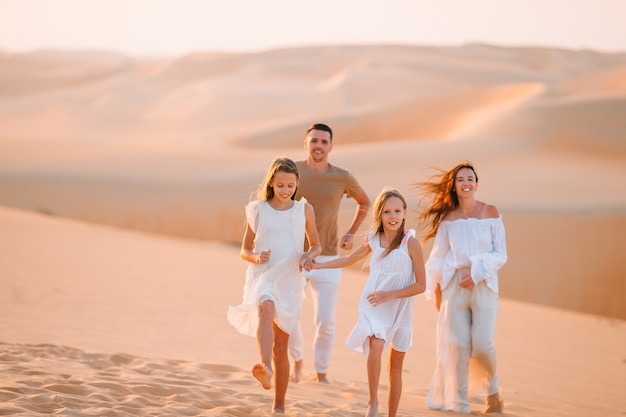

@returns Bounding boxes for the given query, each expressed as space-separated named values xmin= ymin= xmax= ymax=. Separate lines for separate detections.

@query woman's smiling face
xmin=454 ymin=167 xmax=478 ymax=197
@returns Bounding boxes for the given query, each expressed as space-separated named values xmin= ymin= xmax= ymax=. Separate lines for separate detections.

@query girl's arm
xmin=314 ymin=238 xmax=371 ymax=269
xmin=300 ymin=202 xmax=322 ymax=271
xmin=366 ymin=236 xmax=427 ymax=305
xmin=240 ymin=223 xmax=271 ymax=264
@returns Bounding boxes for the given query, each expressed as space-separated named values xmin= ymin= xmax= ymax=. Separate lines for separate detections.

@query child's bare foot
xmin=290 ymin=360 xmax=303 ymax=383
xmin=252 ymin=363 xmax=272 ymax=389
xmin=315 ymin=372 xmax=330 ymax=384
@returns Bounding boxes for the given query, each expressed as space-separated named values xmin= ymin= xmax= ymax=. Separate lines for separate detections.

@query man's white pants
xmin=427 ymin=268 xmax=500 ymax=413
xmin=289 ymin=255 xmax=342 ymax=374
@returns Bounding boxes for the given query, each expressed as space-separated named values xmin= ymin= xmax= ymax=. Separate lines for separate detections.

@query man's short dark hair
xmin=306 ymin=123 xmax=333 ymax=141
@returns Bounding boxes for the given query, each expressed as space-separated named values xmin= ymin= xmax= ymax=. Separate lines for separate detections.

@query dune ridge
xmin=1 ymin=45 xmax=625 ymax=144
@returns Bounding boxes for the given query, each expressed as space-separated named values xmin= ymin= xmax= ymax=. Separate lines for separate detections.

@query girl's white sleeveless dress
xmin=346 ymin=229 xmax=416 ymax=354
xmin=227 ymin=198 xmax=307 ymax=336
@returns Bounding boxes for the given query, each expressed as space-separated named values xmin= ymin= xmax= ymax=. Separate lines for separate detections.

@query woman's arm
xmin=434 ymin=284 xmax=442 ymax=311
xmin=469 ymin=210 xmax=508 ymax=285
xmin=424 ymin=221 xmax=450 ymax=300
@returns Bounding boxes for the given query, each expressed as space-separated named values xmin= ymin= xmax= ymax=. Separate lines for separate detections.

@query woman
xmin=417 ymin=161 xmax=507 ymax=414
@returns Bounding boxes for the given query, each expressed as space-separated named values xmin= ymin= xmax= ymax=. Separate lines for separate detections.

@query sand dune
xmin=2 ymin=45 xmax=625 ymax=143
xmin=1 ymin=45 xmax=626 ymax=320
xmin=0 ymin=50 xmax=130 ymax=97
xmin=551 ymin=63 xmax=626 ymax=97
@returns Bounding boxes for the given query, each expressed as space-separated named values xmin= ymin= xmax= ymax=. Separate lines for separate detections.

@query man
xmin=289 ymin=123 xmax=371 ymax=383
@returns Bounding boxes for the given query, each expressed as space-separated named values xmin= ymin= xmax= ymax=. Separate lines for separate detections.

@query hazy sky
xmin=1 ymin=0 xmax=625 ymax=57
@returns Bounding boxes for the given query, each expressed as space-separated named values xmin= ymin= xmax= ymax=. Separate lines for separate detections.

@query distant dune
xmin=1 ymin=44 xmax=625 ymax=320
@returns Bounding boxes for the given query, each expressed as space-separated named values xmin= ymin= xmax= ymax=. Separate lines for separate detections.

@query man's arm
xmin=340 ymin=191 xmax=371 ymax=250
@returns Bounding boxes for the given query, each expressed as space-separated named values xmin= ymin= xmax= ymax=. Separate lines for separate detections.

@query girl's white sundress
xmin=346 ymin=229 xmax=416 ymax=354
xmin=227 ymin=198 xmax=307 ymax=337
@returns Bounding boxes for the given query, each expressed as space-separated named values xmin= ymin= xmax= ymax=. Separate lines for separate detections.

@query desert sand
xmin=1 ymin=44 xmax=625 ymax=416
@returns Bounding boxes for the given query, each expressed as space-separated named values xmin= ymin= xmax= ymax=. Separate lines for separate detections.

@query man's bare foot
xmin=271 ymin=405 xmax=285 ymax=414
xmin=315 ymin=372 xmax=330 ymax=384
xmin=252 ymin=363 xmax=272 ymax=389
xmin=290 ymin=360 xmax=303 ymax=383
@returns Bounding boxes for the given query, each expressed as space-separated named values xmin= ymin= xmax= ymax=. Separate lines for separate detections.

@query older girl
xmin=227 ymin=157 xmax=321 ymax=413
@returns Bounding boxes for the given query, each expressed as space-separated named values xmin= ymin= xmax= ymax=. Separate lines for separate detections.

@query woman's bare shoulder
xmin=483 ymin=203 xmax=500 ymax=219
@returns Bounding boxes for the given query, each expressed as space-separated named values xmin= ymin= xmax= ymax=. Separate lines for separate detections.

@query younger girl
xmin=227 ymin=157 xmax=321 ymax=414
xmin=314 ymin=188 xmax=426 ymax=417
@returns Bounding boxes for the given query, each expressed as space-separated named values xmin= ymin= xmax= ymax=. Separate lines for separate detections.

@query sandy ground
xmin=0 ymin=206 xmax=625 ymax=416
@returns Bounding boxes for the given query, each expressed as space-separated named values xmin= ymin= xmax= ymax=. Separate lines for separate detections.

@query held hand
xmin=367 ymin=291 xmax=391 ymax=307
xmin=257 ymin=249 xmax=271 ymax=264
xmin=299 ymin=253 xmax=315 ymax=272
xmin=340 ymin=234 xmax=354 ymax=250
xmin=458 ymin=273 xmax=475 ymax=289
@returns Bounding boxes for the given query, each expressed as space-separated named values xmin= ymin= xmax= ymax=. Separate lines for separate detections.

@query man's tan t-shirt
xmin=296 ymin=161 xmax=366 ymax=256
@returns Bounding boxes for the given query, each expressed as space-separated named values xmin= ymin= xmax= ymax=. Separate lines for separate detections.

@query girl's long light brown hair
xmin=372 ymin=188 xmax=407 ymax=259
xmin=416 ymin=161 xmax=478 ymax=241
xmin=258 ymin=157 xmax=299 ymax=201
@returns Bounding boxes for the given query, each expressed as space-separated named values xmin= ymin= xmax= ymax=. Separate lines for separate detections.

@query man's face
xmin=305 ymin=129 xmax=332 ymax=163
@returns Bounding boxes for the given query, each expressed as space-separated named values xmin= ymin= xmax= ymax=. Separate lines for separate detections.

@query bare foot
xmin=484 ymin=392 xmax=504 ymax=413
xmin=365 ymin=404 xmax=378 ymax=417
xmin=315 ymin=372 xmax=330 ymax=384
xmin=290 ymin=360 xmax=303 ymax=383
xmin=252 ymin=363 xmax=272 ymax=389
xmin=271 ymin=405 xmax=285 ymax=414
